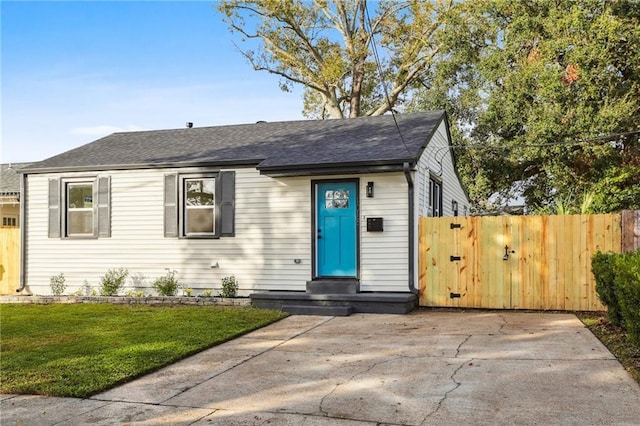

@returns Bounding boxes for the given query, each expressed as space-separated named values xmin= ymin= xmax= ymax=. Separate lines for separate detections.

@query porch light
xmin=366 ymin=181 xmax=374 ymax=198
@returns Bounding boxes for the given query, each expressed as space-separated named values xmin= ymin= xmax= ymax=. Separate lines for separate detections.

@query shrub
xmin=615 ymin=251 xmax=640 ymax=345
xmin=49 ymin=273 xmax=66 ymax=296
xmin=81 ymin=280 xmax=93 ymax=296
xmin=200 ymin=289 xmax=214 ymax=297
xmin=129 ymin=273 xmax=148 ymax=290
xmin=592 ymin=252 xmax=622 ymax=325
xmin=72 ymin=281 xmax=92 ymax=297
xmin=153 ymin=269 xmax=180 ymax=296
xmin=220 ymin=275 xmax=239 ymax=298
xmin=99 ymin=268 xmax=129 ymax=296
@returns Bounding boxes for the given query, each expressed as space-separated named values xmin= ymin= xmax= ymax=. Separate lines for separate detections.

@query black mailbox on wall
xmin=367 ymin=217 xmax=383 ymax=232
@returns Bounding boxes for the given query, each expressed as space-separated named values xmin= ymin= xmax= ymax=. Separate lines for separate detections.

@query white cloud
xmin=70 ymin=124 xmax=148 ymax=137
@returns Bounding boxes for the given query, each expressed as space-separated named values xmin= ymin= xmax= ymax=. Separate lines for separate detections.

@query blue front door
xmin=316 ymin=181 xmax=357 ymax=277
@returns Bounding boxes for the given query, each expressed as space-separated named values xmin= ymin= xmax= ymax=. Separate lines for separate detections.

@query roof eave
xmin=20 ymin=159 xmax=263 ymax=174
xmin=258 ymin=160 xmax=415 ymax=177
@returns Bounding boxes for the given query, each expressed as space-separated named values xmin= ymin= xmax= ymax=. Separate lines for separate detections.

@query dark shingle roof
xmin=22 ymin=111 xmax=447 ymax=175
xmin=1 ymin=163 xmax=33 ymax=194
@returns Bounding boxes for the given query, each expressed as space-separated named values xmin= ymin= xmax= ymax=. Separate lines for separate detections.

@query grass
xmin=0 ymin=304 xmax=287 ymax=398
xmin=578 ymin=311 xmax=640 ymax=385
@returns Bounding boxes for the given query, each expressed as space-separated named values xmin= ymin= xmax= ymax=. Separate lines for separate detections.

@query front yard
xmin=2 ymin=304 xmax=638 ymax=399
xmin=0 ymin=304 xmax=286 ymax=398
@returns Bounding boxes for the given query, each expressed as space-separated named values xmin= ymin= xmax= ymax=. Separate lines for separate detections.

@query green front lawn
xmin=0 ymin=304 xmax=287 ymax=398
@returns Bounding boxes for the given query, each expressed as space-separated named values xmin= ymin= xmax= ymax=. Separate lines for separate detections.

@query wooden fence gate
xmin=418 ymin=214 xmax=623 ymax=311
xmin=0 ymin=227 xmax=20 ymax=295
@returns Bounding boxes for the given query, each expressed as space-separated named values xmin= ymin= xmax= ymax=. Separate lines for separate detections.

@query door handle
xmin=503 ymin=245 xmax=515 ymax=260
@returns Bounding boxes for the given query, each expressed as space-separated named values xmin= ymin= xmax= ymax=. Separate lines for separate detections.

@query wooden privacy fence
xmin=419 ymin=213 xmax=626 ymax=311
xmin=0 ymin=227 xmax=20 ymax=295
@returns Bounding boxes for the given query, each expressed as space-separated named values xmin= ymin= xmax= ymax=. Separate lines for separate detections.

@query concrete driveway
xmin=3 ymin=311 xmax=640 ymax=425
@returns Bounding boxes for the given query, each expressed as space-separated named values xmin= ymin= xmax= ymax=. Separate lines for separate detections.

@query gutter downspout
xmin=17 ymin=172 xmax=27 ymax=293
xmin=403 ymin=162 xmax=418 ymax=294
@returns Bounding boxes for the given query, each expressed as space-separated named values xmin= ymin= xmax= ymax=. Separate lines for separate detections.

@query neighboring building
xmin=18 ymin=111 xmax=469 ymax=314
xmin=0 ymin=163 xmax=32 ymax=227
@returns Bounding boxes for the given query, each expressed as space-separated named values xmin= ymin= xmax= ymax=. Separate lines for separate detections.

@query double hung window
xmin=184 ymin=177 xmax=216 ymax=236
xmin=48 ymin=176 xmax=111 ymax=238
xmin=67 ymin=182 xmax=94 ymax=236
xmin=164 ymin=171 xmax=235 ymax=238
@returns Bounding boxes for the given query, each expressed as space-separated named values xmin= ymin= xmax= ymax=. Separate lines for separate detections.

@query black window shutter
xmin=48 ymin=178 xmax=61 ymax=238
xmin=164 ymin=174 xmax=178 ymax=237
xmin=219 ymin=171 xmax=235 ymax=237
xmin=97 ymin=176 xmax=111 ymax=237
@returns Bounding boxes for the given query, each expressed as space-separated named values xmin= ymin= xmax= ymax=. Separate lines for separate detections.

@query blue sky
xmin=1 ymin=1 xmax=305 ymax=163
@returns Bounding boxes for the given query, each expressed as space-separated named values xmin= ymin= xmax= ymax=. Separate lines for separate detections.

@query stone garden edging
xmin=0 ymin=295 xmax=251 ymax=306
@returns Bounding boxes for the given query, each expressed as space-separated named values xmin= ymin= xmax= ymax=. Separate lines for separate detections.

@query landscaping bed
xmin=0 ymin=295 xmax=251 ymax=306
xmin=578 ymin=311 xmax=640 ymax=385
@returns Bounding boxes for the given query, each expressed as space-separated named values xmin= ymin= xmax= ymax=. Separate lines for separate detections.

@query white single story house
xmin=18 ymin=110 xmax=469 ymax=314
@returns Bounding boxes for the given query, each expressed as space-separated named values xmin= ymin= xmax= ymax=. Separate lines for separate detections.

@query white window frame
xmin=65 ymin=181 xmax=95 ymax=237
xmin=429 ymin=175 xmax=443 ymax=217
xmin=182 ymin=176 xmax=217 ymax=237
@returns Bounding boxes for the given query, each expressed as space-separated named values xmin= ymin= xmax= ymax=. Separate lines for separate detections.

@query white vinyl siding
xmin=24 ymin=168 xmax=411 ymax=295
xmin=25 ymin=168 xmax=308 ymax=295
xmin=417 ymin=120 xmax=470 ymax=218
xmin=359 ymin=173 xmax=409 ymax=292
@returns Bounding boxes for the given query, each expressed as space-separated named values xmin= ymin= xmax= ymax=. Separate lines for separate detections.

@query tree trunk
xmin=348 ymin=1 xmax=367 ymax=118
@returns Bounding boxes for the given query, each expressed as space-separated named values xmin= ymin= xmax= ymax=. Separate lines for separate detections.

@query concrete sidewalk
xmin=3 ymin=311 xmax=640 ymax=425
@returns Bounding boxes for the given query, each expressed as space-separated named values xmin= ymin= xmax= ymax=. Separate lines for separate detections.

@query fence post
xmin=621 ymin=210 xmax=640 ymax=253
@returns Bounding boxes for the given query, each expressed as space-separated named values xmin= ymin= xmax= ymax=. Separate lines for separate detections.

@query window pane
xmin=69 ymin=211 xmax=94 ymax=234
xmin=67 ymin=182 xmax=94 ymax=235
xmin=68 ymin=184 xmax=93 ymax=208
xmin=325 ymin=189 xmax=349 ymax=209
xmin=186 ymin=208 xmax=214 ymax=234
xmin=186 ymin=178 xmax=215 ymax=206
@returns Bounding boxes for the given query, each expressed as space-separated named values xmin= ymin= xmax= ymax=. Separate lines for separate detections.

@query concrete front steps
xmin=250 ymin=279 xmax=418 ymax=316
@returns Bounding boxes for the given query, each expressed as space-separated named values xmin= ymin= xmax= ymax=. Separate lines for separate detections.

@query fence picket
xmin=0 ymin=227 xmax=20 ymax=295
xmin=418 ymin=213 xmax=626 ymax=311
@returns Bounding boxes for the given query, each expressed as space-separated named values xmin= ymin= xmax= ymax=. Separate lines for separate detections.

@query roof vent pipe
xmin=186 ymin=122 xmax=193 ymax=128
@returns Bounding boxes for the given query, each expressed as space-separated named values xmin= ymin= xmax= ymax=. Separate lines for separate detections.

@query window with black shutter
xmin=163 ymin=171 xmax=235 ymax=238
xmin=48 ymin=176 xmax=111 ymax=238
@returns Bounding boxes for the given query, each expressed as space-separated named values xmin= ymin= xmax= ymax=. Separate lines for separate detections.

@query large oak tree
xmin=414 ymin=0 xmax=640 ymax=212
xmin=218 ymin=0 xmax=480 ymax=119
xmin=218 ymin=0 xmax=639 ymax=213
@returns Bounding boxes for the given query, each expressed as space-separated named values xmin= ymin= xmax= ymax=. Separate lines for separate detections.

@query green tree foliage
xmin=218 ymin=0 xmax=479 ymax=119
xmin=412 ymin=0 xmax=640 ymax=212
xmin=220 ymin=1 xmax=639 ymax=212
